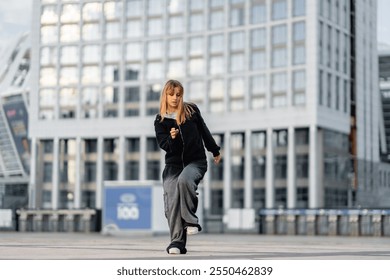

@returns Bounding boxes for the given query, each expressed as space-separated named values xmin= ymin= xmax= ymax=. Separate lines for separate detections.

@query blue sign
xmin=104 ymin=187 xmax=152 ymax=230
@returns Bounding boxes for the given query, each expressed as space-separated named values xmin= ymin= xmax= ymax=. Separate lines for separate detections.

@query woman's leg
xmin=177 ymin=161 xmax=207 ymax=230
xmin=162 ymin=161 xmax=207 ymax=253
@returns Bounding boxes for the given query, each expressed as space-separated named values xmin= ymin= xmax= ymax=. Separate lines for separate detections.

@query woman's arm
xmin=191 ymin=105 xmax=221 ymax=157
xmin=154 ymin=115 xmax=181 ymax=153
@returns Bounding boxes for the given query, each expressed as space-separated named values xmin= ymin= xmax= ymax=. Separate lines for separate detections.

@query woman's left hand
xmin=214 ymin=154 xmax=221 ymax=165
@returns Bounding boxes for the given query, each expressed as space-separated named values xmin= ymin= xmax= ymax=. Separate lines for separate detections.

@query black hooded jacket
xmin=154 ymin=104 xmax=220 ymax=167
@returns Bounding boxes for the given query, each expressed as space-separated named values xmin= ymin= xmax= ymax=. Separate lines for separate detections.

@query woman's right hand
xmin=170 ymin=127 xmax=179 ymax=139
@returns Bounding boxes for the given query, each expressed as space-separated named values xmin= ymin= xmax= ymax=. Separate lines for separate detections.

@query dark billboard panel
xmin=2 ymin=100 xmax=30 ymax=173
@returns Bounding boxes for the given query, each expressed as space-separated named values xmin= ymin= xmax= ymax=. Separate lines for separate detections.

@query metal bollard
xmin=287 ymin=215 xmax=297 ymax=235
xmin=33 ymin=214 xmax=43 ymax=232
xmin=49 ymin=214 xmax=59 ymax=232
xmin=18 ymin=211 xmax=28 ymax=232
xmin=349 ymin=214 xmax=360 ymax=236
xmin=82 ymin=213 xmax=92 ymax=233
xmin=360 ymin=210 xmax=372 ymax=236
xmin=265 ymin=215 xmax=276 ymax=235
xmin=328 ymin=215 xmax=338 ymax=236
xmin=372 ymin=214 xmax=382 ymax=237
xmin=65 ymin=214 xmax=74 ymax=232
xmin=306 ymin=215 xmax=317 ymax=235
xmin=383 ymin=216 xmax=390 ymax=236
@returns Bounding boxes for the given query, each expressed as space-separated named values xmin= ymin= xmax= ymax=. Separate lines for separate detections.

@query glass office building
xmin=29 ymin=0 xmax=380 ymax=219
xmin=0 ymin=34 xmax=31 ymax=210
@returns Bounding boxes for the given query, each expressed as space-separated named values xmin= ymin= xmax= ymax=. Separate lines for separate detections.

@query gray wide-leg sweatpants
xmin=162 ymin=160 xmax=207 ymax=254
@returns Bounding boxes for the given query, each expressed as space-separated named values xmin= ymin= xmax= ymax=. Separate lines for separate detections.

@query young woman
xmin=154 ymin=80 xmax=221 ymax=254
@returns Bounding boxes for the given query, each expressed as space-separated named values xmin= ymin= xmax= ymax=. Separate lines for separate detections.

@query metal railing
xmin=258 ymin=209 xmax=390 ymax=237
xmin=16 ymin=209 xmax=99 ymax=233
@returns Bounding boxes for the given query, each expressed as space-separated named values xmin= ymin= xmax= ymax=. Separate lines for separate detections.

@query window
xmin=41 ymin=5 xmax=58 ymax=24
xmin=295 ymin=128 xmax=309 ymax=145
xmin=274 ymin=156 xmax=287 ymax=179
xmin=147 ymin=0 xmax=164 ymax=15
xmin=253 ymin=156 xmax=266 ymax=179
xmin=167 ymin=60 xmax=184 ymax=78
xmin=293 ymin=70 xmax=305 ymax=105
xmin=251 ymin=0 xmax=266 ymax=24
xmin=169 ymin=16 xmax=184 ymax=34
xmin=43 ymin=140 xmax=54 ymax=154
xmin=84 ymin=162 xmax=97 ymax=182
xmin=147 ymin=18 xmax=164 ymax=36
xmin=272 ymin=0 xmax=287 ymax=20
xmin=190 ymin=13 xmax=203 ymax=32
xmin=209 ymin=56 xmax=224 ymax=75
xmin=85 ymin=139 xmax=97 ymax=153
xmin=251 ymin=75 xmax=267 ymax=109
xmin=126 ymin=0 xmax=142 ymax=17
xmin=83 ymin=45 xmax=100 ymax=64
xmin=230 ymin=31 xmax=245 ymax=51
xmin=230 ymin=53 xmax=244 ymax=72
xmin=127 ymin=20 xmax=142 ymax=37
xmin=124 ymin=87 xmax=139 ymax=103
xmin=43 ymin=162 xmax=53 ymax=183
xmin=41 ymin=26 xmax=58 ymax=44
xmin=293 ymin=0 xmax=305 ymax=16
xmin=275 ymin=188 xmax=287 ymax=208
xmin=273 ymin=130 xmax=288 ymax=147
xmin=126 ymin=161 xmax=139 ymax=180
xmin=251 ymin=28 xmax=266 ymax=48
xmin=296 ymin=155 xmax=309 ymax=178
xmin=126 ymin=43 xmax=142 ymax=61
xmin=209 ymin=34 xmax=224 ymax=54
xmin=83 ymin=2 xmax=102 ymax=21
xmin=188 ymin=58 xmax=204 ymax=76
xmin=210 ymin=10 xmax=224 ymax=30
xmin=104 ymin=161 xmax=118 ymax=180
xmin=127 ymin=138 xmax=140 ymax=152
xmin=169 ymin=39 xmax=184 ymax=57
xmin=230 ymin=5 xmax=245 ymax=27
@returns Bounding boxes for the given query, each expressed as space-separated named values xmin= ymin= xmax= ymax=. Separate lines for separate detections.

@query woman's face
xmin=166 ymin=87 xmax=182 ymax=111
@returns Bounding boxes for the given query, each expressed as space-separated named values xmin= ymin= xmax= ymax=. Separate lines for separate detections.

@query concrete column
xmin=203 ymin=156 xmax=211 ymax=211
xmin=52 ymin=138 xmax=59 ymax=210
xmin=74 ymin=137 xmax=81 ymax=208
xmin=244 ymin=130 xmax=252 ymax=208
xmin=118 ymin=136 xmax=125 ymax=181
xmin=140 ymin=135 xmax=147 ymax=180
xmin=287 ymin=126 xmax=296 ymax=208
xmin=223 ymin=132 xmax=231 ymax=211
xmin=309 ymin=125 xmax=319 ymax=208
xmin=96 ymin=136 xmax=103 ymax=209
xmin=266 ymin=128 xmax=274 ymax=208
xmin=29 ymin=137 xmax=37 ymax=209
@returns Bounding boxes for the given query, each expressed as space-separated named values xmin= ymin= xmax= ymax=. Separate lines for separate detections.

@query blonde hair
xmin=159 ymin=80 xmax=194 ymax=125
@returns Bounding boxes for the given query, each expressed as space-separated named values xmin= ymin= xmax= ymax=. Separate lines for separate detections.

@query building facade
xmin=0 ymin=34 xmax=31 ymax=210
xmin=29 ymin=0 xmax=380 ymax=219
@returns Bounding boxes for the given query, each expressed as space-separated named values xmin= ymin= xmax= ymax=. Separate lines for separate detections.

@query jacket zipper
xmin=178 ymin=125 xmax=185 ymax=169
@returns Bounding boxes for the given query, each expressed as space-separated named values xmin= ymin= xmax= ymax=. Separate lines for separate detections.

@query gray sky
xmin=0 ymin=0 xmax=389 ymax=52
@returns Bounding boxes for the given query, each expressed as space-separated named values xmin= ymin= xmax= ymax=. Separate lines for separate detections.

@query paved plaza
xmin=0 ymin=232 xmax=389 ymax=260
